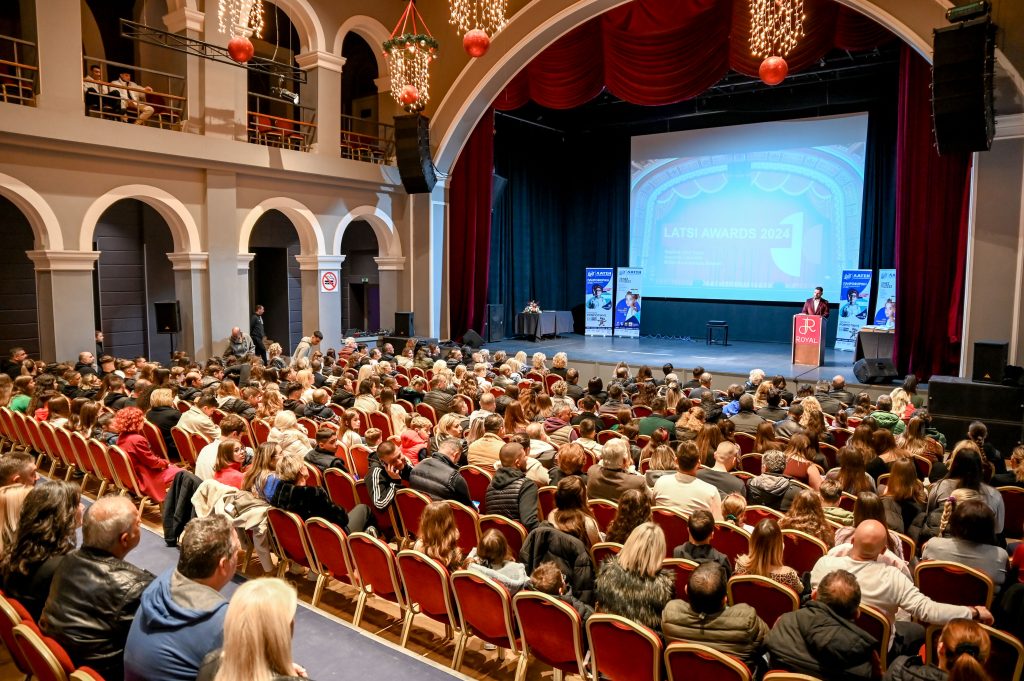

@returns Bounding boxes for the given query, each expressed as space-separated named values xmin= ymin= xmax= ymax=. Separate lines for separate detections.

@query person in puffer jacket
xmin=746 ymin=449 xmax=801 ymax=512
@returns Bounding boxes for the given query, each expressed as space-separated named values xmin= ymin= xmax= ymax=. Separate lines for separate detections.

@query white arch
xmin=238 ymin=197 xmax=326 ymax=255
xmin=333 ymin=205 xmax=402 ymax=259
xmin=333 ymin=15 xmax=390 ymax=78
xmin=80 ymin=185 xmax=200 ymax=253
xmin=0 ymin=173 xmax=64 ymax=250
xmin=266 ymin=0 xmax=326 ymax=53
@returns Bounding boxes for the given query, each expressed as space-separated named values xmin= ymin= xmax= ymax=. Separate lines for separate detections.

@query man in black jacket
xmin=484 ymin=443 xmax=539 ymax=530
xmin=249 ymin=305 xmax=267 ymax=364
xmin=366 ymin=441 xmax=412 ymax=514
xmin=42 ymin=496 xmax=155 ymax=681
xmin=422 ymin=375 xmax=455 ymax=416
xmin=410 ymin=440 xmax=473 ymax=506
xmin=766 ymin=569 xmax=877 ymax=681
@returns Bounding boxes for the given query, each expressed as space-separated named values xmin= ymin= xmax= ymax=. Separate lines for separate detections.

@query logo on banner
xmin=320 ymin=271 xmax=338 ymax=293
xmin=798 ymin=317 xmax=817 ymax=336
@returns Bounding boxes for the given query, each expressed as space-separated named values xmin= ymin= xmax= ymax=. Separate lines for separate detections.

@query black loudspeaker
xmin=972 ymin=340 xmax=1008 ymax=384
xmin=932 ymin=17 xmax=995 ymax=155
xmin=485 ymin=303 xmax=505 ymax=342
xmin=852 ymin=358 xmax=898 ymax=384
xmin=928 ymin=375 xmax=1024 ymax=424
xmin=463 ymin=329 xmax=484 ymax=349
xmin=394 ymin=312 xmax=414 ymax=337
xmin=394 ymin=114 xmax=436 ymax=194
xmin=154 ymin=301 xmax=181 ymax=334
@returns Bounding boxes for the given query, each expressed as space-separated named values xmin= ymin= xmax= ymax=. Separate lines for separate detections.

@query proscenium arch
xmin=333 ymin=15 xmax=391 ymax=81
xmin=429 ymin=0 xmax=1023 ymax=173
xmin=0 ymin=172 xmax=64 ymax=250
xmin=80 ymin=184 xmax=200 ymax=253
xmin=265 ymin=0 xmax=326 ymax=53
xmin=333 ymin=206 xmax=402 ymax=260
xmin=238 ymin=198 xmax=326 ymax=256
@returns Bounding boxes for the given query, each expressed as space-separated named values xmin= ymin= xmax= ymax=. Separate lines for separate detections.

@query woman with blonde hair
xmin=197 ymin=578 xmax=309 ymax=681
xmin=414 ymin=501 xmax=465 ymax=571
xmin=378 ymin=388 xmax=407 ymax=438
xmin=644 ymin=444 xmax=677 ymax=487
xmin=266 ymin=342 xmax=288 ymax=370
xmin=550 ymin=352 xmax=568 ymax=377
xmin=256 ymin=389 xmax=283 ymax=420
xmin=674 ymin=406 xmax=705 ymax=441
xmin=779 ymin=489 xmax=835 ymax=548
xmin=783 ymin=433 xmax=823 ymax=489
xmin=734 ymin=519 xmax=803 ymax=593
xmin=294 ymin=369 xmax=315 ymax=403
xmin=531 ymin=352 xmax=547 ymax=374
xmin=753 ymin=381 xmax=773 ymax=411
xmin=267 ymin=410 xmax=312 ymax=446
xmin=0 ymin=485 xmax=31 ymax=555
xmin=799 ymin=395 xmax=825 ymax=428
xmin=992 ymin=445 xmax=1024 ymax=488
xmin=549 ymin=380 xmax=574 ymax=413
xmin=639 ymin=427 xmax=671 ymax=464
xmin=884 ymin=618 xmax=991 ymax=681
xmin=594 ymin=522 xmax=673 ymax=631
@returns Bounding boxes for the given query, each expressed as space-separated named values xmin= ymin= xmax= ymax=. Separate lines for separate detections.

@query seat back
xmin=39 ymin=422 xmax=63 ymax=467
xmin=415 ymin=402 xmax=437 ymax=425
xmin=745 ymin=505 xmax=783 ymax=525
xmin=251 ymin=418 xmax=271 ymax=445
xmin=587 ymin=614 xmax=662 ymax=681
xmin=734 ymin=432 xmax=756 ymax=455
xmin=830 ymin=427 xmax=853 ymax=448
xmin=853 ymin=603 xmax=891 ymax=672
xmin=140 ymin=420 xmax=169 ymax=461
xmin=632 ymin=406 xmax=652 ymax=418
xmin=12 ymin=623 xmax=74 ymax=681
xmin=588 ymin=499 xmax=619 ymax=532
xmin=451 ymin=570 xmax=518 ymax=651
xmin=662 ymin=558 xmax=699 ymax=601
xmin=348 ymin=445 xmax=372 ymax=479
xmin=915 ymin=560 xmax=994 ymax=608
xmin=924 ymin=623 xmax=1024 ymax=681
xmin=305 ymin=517 xmax=354 ymax=583
xmin=589 ymin=541 xmax=623 ymax=569
xmin=186 ymin=432 xmax=210 ymax=468
xmin=395 ymin=399 xmax=414 ymax=413
xmin=652 ymin=506 xmax=689 ymax=557
xmin=478 ymin=515 xmax=527 ymax=556
xmin=838 ymin=492 xmax=857 ymax=511
xmin=459 ymin=465 xmax=492 ymax=512
xmin=170 ymin=426 xmax=194 ymax=467
xmin=740 ymin=453 xmax=763 ymax=475
xmin=819 ymin=443 xmax=840 ymax=470
xmin=52 ymin=426 xmax=76 ymax=473
xmin=998 ymin=486 xmax=1024 ymax=541
xmin=895 ymin=531 xmax=916 ymax=560
xmin=781 ymin=529 xmax=828 ymax=575
xmin=324 ymin=468 xmax=360 ymax=511
xmin=544 ymin=374 xmax=561 ymax=393
xmin=348 ymin=532 xmax=404 ymax=604
xmin=69 ymin=669 xmax=107 ymax=681
xmin=368 ymin=411 xmax=394 ymax=440
xmin=912 ymin=454 xmax=932 ymax=480
xmin=538 ymin=485 xmax=557 ymax=518
xmin=0 ymin=596 xmax=32 ymax=675
xmin=763 ymin=673 xmax=823 ymax=681
xmin=711 ymin=522 xmax=750 ymax=566
xmin=446 ymin=500 xmax=481 ymax=555
xmin=296 ymin=418 xmax=318 ymax=439
xmin=513 ymin=592 xmax=587 ymax=677
xmin=727 ymin=574 xmax=799 ymax=626
xmin=68 ymin=431 xmax=94 ymax=477
xmin=267 ymin=508 xmax=312 ymax=569
xmin=397 ymin=550 xmax=456 ymax=625
xmin=395 ymin=488 xmax=432 ymax=540
xmin=106 ymin=445 xmax=147 ymax=498
xmin=665 ymin=641 xmax=751 ymax=681
xmin=355 ymin=480 xmax=396 ymax=533
xmin=86 ymin=438 xmax=116 ymax=488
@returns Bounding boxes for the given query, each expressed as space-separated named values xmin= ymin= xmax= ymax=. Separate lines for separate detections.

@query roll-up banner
xmin=585 ymin=267 xmax=614 ymax=336
xmin=874 ymin=269 xmax=896 ymax=329
xmin=614 ymin=268 xmax=643 ymax=338
xmin=835 ymin=269 xmax=872 ymax=351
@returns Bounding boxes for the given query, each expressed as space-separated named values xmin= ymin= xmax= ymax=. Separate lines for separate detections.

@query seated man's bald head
xmin=499 ymin=442 xmax=524 ymax=468
xmin=851 ymin=519 xmax=888 ymax=561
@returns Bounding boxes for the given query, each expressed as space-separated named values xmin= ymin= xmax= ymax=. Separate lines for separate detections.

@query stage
xmin=485 ymin=333 xmax=909 ymax=395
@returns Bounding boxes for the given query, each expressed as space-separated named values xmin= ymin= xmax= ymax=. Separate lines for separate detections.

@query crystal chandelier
xmin=217 ymin=0 xmax=266 ymax=39
xmin=384 ymin=1 xmax=439 ymax=113
xmin=749 ymin=0 xmax=805 ymax=85
xmin=449 ymin=0 xmax=508 ymax=57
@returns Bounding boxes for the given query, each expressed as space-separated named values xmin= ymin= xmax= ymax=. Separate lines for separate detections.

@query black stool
xmin=706 ymin=320 xmax=729 ymax=346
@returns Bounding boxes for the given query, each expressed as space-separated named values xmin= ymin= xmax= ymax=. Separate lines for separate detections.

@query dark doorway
xmin=339 ymin=220 xmax=380 ymax=333
xmin=248 ymin=209 xmax=302 ymax=351
xmin=0 ymin=195 xmax=40 ymax=358
xmin=347 ymin=282 xmax=380 ymax=333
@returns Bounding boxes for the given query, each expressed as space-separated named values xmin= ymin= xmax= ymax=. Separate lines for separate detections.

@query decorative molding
xmin=237 ymin=253 xmax=256 ymax=272
xmin=374 ymin=256 xmax=406 ymax=271
xmin=167 ymin=252 xmax=209 ymax=271
xmin=162 ymin=8 xmax=205 ymax=34
xmin=995 ymin=114 xmax=1024 ymax=141
xmin=295 ymin=51 xmax=347 ymax=73
xmin=26 ymin=250 xmax=101 ymax=272
xmin=295 ymin=254 xmax=346 ymax=271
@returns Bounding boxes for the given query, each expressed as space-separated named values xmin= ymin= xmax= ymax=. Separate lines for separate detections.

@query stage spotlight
xmin=945 ymin=1 xmax=989 ymax=23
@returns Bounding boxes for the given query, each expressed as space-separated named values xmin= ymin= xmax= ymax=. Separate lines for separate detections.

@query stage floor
xmin=486 ymin=333 xmax=899 ymax=391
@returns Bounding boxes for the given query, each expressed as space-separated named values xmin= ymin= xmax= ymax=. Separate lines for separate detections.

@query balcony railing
xmin=247 ymin=92 xmax=317 ymax=151
xmin=0 ymin=34 xmax=38 ymax=106
xmin=340 ymin=114 xmax=394 ymax=164
xmin=82 ymin=57 xmax=187 ymax=130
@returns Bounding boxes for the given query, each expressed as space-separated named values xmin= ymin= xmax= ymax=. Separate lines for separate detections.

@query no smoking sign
xmin=320 ymin=270 xmax=339 ymax=293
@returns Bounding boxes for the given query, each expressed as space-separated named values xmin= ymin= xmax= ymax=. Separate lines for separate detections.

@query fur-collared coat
xmin=595 ymin=557 xmax=674 ymax=632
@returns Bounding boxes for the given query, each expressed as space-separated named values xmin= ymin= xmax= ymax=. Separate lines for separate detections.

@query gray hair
xmin=82 ymin=496 xmax=138 ymax=551
xmin=437 ymin=439 xmax=462 ymax=461
xmin=602 ymin=438 xmax=628 ymax=468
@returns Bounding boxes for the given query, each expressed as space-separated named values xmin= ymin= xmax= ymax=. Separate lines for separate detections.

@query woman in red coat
xmin=111 ymin=407 xmax=182 ymax=502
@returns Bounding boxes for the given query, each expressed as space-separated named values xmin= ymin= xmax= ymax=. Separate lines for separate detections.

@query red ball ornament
xmin=227 ymin=36 xmax=254 ymax=64
xmin=399 ymin=84 xmax=420 ymax=107
xmin=463 ymin=29 xmax=491 ymax=58
xmin=759 ymin=56 xmax=788 ymax=86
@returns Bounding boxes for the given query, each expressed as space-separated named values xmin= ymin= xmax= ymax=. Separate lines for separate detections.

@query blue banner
xmin=874 ymin=269 xmax=896 ymax=329
xmin=614 ymin=268 xmax=643 ymax=337
xmin=835 ymin=269 xmax=872 ymax=351
xmin=585 ymin=267 xmax=615 ymax=336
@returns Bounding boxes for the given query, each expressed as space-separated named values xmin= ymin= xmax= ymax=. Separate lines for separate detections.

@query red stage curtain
xmin=894 ymin=46 xmax=972 ymax=380
xmin=447 ymin=108 xmax=495 ymax=340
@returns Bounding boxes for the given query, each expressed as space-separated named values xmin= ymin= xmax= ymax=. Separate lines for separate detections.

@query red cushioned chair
xmin=369 ymin=411 xmax=394 ymax=441
xmin=70 ymin=668 xmax=107 ymax=681
xmin=347 ymin=444 xmax=372 ymax=480
xmin=348 ymin=532 xmax=406 ymax=627
xmin=632 ymin=406 xmax=652 ymax=418
xmin=396 ymin=550 xmax=459 ymax=658
xmin=895 ymin=532 xmax=916 ymax=560
xmin=0 ymin=595 xmax=33 ymax=677
xmin=85 ymin=438 xmax=116 ymax=498
xmin=839 ymin=492 xmax=857 ymax=511
xmin=140 ymin=420 xmax=169 ymax=463
xmin=853 ymin=602 xmax=891 ymax=672
xmin=51 ymin=425 xmax=78 ymax=481
xmin=740 ymin=453 xmax=763 ymax=475
xmin=459 ymin=465 xmax=492 ymax=512
xmin=998 ymin=486 xmax=1024 ymax=541
xmin=663 ymin=558 xmax=699 ymax=601
xmin=12 ymin=623 xmax=75 ymax=681
xmin=39 ymin=422 xmax=66 ymax=477
xmin=587 ymin=614 xmax=662 ymax=681
xmin=251 ymin=418 xmax=271 ymax=445
xmin=170 ymin=426 xmax=194 ymax=470
xmin=711 ymin=522 xmax=750 ymax=566
xmin=537 ymin=486 xmax=557 ymax=519
xmin=819 ymin=443 xmax=840 ymax=470
xmin=830 ymin=427 xmax=853 ymax=448
xmin=665 ymin=641 xmax=751 ymax=681
xmin=915 ymin=560 xmax=994 ymax=608
xmin=590 ymin=541 xmax=623 ymax=569
xmin=304 ymin=517 xmax=357 ymax=607
xmin=186 ymin=431 xmax=210 ymax=470
xmin=106 ymin=445 xmax=156 ymax=516
xmin=479 ymin=515 xmax=527 ymax=556
xmin=267 ymin=508 xmax=313 ymax=577
xmin=587 ymin=499 xmax=618 ymax=532
xmin=652 ymin=506 xmax=690 ymax=557
xmin=68 ymin=432 xmax=96 ymax=490
xmin=324 ymin=468 xmax=361 ymax=512
xmin=451 ymin=570 xmax=522 ymax=674
xmin=745 ymin=505 xmax=783 ymax=525
xmin=762 ymin=673 xmax=821 ymax=681
xmin=395 ymin=488 xmax=432 ymax=541
xmin=912 ymin=454 xmax=932 ymax=480
xmin=415 ymin=402 xmax=437 ymax=426
xmin=734 ymin=432 xmax=756 ymax=455
xmin=296 ymin=418 xmax=318 ymax=439
xmin=727 ymin=574 xmax=799 ymax=627
xmin=513 ymin=591 xmax=588 ymax=681
xmin=781 ymin=529 xmax=828 ymax=575
xmin=446 ymin=500 xmax=481 ymax=555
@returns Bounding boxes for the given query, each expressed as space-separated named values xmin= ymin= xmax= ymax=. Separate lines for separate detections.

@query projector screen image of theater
xmin=629 ymin=113 xmax=868 ymax=303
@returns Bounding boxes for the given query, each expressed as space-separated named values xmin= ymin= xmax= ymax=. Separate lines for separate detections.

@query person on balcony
xmin=108 ymin=69 xmax=154 ymax=125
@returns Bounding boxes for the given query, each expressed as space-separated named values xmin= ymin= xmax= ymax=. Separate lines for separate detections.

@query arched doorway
xmin=339 ymin=220 xmax=379 ymax=333
xmin=91 ymin=199 xmax=177 ymax=360
xmin=0 ymin=196 xmax=40 ymax=357
xmin=248 ymin=210 xmax=303 ymax=353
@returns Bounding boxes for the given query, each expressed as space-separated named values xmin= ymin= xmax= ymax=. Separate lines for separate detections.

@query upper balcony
xmin=0 ymin=34 xmax=37 ymax=106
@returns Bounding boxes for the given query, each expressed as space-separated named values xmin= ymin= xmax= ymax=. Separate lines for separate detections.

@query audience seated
xmin=884 ymin=618 xmax=991 ymax=681
xmin=547 ymin=476 xmax=601 ymax=547
xmin=595 ymin=522 xmax=673 ymax=632
xmin=747 ymin=449 xmax=801 ymax=511
xmin=113 ymin=406 xmax=183 ymax=503
xmin=920 ymin=494 xmax=1008 ymax=586
xmin=0 ymin=450 xmax=38 ymax=488
xmin=780 ymin=489 xmax=836 ymax=548
xmin=195 ymin=413 xmax=249 ymax=480
xmin=42 ymin=495 xmax=154 ymax=680
xmin=820 ymin=478 xmax=855 ymax=526
xmin=410 ymin=439 xmax=473 ymax=506
xmin=485 ymin=442 xmax=539 ymax=531
xmin=653 ymin=440 xmax=723 ymax=518
xmin=414 ymin=501 xmax=466 ymax=571
xmin=674 ymin=509 xmax=732 ymax=575
xmin=176 ymin=393 xmax=221 ymax=439
xmin=587 ymin=438 xmax=648 ymax=502
xmin=548 ymin=442 xmax=587 ymax=487
xmin=269 ymin=454 xmax=370 ymax=534
xmin=467 ymin=529 xmax=529 ymax=592
xmin=696 ymin=441 xmax=745 ymax=499
xmin=529 ymin=561 xmax=593 ymax=622
xmin=663 ymin=561 xmax=769 ymax=670
xmin=734 ymin=518 xmax=803 ymax=593
xmin=922 ymin=444 xmax=1005 ymax=539
xmin=124 ymin=515 xmax=239 ymax=681
xmin=467 ymin=414 xmax=505 ymax=468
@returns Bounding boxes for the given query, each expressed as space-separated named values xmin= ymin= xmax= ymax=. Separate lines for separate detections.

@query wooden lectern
xmin=792 ymin=314 xmax=825 ymax=367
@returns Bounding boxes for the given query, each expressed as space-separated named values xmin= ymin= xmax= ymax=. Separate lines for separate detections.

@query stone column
xmin=34 ymin=0 xmax=84 ymax=114
xmin=27 ymin=251 xmax=99 ymax=363
xmin=374 ymin=256 xmax=405 ymax=335
xmin=409 ymin=179 xmax=449 ymax=338
xmin=162 ymin=7 xmax=206 ymax=133
xmin=166 ymin=252 xmax=209 ymax=359
xmin=296 ymin=255 xmax=346 ymax=348
xmin=295 ymin=51 xmax=345 ymax=157
xmin=204 ymin=170 xmax=245 ymax=357
xmin=200 ymin=21 xmax=248 ymax=140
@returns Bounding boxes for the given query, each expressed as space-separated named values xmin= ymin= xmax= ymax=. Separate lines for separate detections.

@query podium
xmin=792 ymin=314 xmax=825 ymax=367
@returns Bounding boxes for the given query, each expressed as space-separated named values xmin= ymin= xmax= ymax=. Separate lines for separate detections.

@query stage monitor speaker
xmin=929 ymin=414 xmax=1022 ymax=458
xmin=463 ymin=329 xmax=484 ymax=349
xmin=932 ymin=17 xmax=995 ymax=155
xmin=394 ymin=114 xmax=437 ymax=194
xmin=486 ymin=304 xmax=505 ymax=342
xmin=972 ymin=340 xmax=1008 ymax=384
xmin=154 ymin=301 xmax=181 ymax=334
xmin=852 ymin=358 xmax=898 ymax=385
xmin=394 ymin=312 xmax=414 ymax=338
xmin=928 ymin=375 xmax=1024 ymax=424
